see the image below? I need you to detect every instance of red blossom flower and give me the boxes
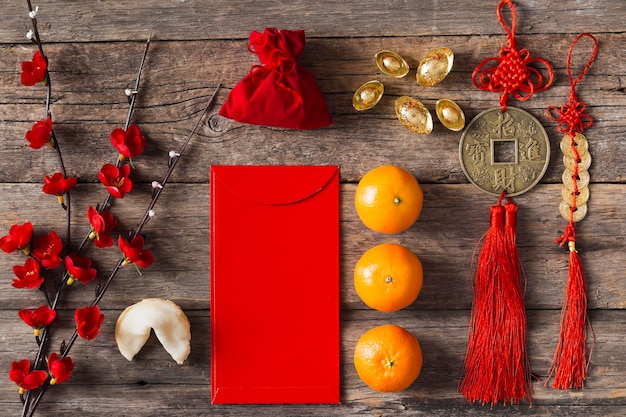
[12,258,43,289]
[18,305,56,336]
[0,222,33,254]
[98,164,132,198]
[75,306,104,340]
[21,50,48,86]
[42,172,77,197]
[118,235,154,269]
[25,117,53,149]
[110,124,146,159]
[9,359,48,392]
[87,206,117,248]
[32,230,63,269]
[64,253,97,285]
[47,353,74,385]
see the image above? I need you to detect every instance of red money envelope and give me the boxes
[210,165,340,404]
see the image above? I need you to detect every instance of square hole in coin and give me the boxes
[491,139,518,165]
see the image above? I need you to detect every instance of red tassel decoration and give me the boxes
[459,193,531,405]
[549,226,590,389]
[545,33,598,390]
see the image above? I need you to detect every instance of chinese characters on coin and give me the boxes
[459,107,550,197]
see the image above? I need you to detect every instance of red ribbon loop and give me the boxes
[568,33,599,94]
[472,0,554,111]
[546,33,598,137]
[497,0,517,40]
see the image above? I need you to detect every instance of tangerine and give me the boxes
[355,165,423,234]
[354,324,423,392]
[354,243,423,312]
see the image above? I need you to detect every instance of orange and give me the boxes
[355,165,423,234]
[354,324,423,392]
[354,243,423,312]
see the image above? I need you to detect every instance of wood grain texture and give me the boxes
[1,0,625,42]
[1,0,625,416]
[0,35,623,184]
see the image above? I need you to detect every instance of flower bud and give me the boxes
[28,6,39,19]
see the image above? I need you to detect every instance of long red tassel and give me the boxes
[548,227,591,389]
[460,194,531,405]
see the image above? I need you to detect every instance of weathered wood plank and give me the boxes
[0,183,623,311]
[1,1,624,415]
[1,310,625,416]
[0,34,622,184]
[1,0,625,43]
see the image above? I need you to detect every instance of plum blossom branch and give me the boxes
[18,37,151,414]
[93,84,221,308]
[25,0,72,253]
[8,4,210,417]
[9,6,223,416]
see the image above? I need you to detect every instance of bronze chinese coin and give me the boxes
[562,184,589,208]
[560,200,588,223]
[459,106,550,197]
[560,133,589,159]
[563,152,592,172]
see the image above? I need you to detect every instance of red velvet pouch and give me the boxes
[219,28,332,130]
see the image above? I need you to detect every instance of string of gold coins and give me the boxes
[560,133,591,222]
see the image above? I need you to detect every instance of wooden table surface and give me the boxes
[1,0,625,415]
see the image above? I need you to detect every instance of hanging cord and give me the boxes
[547,33,597,139]
[472,0,554,111]
[545,32,598,390]
[549,32,597,238]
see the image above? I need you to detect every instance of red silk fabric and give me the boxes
[219,28,332,130]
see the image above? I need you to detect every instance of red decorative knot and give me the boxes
[556,223,576,248]
[546,33,598,138]
[472,0,554,111]
[547,100,592,137]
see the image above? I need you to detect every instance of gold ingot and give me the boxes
[560,200,588,223]
[416,47,454,86]
[352,80,384,111]
[435,99,465,131]
[395,96,433,134]
[562,185,590,207]
[563,151,592,172]
[375,50,410,78]
[562,169,590,191]
[560,133,589,158]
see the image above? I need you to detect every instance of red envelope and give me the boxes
[210,165,340,404]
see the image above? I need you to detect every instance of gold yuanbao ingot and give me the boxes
[375,50,410,78]
[435,99,465,131]
[395,96,433,134]
[416,47,454,86]
[353,80,384,111]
